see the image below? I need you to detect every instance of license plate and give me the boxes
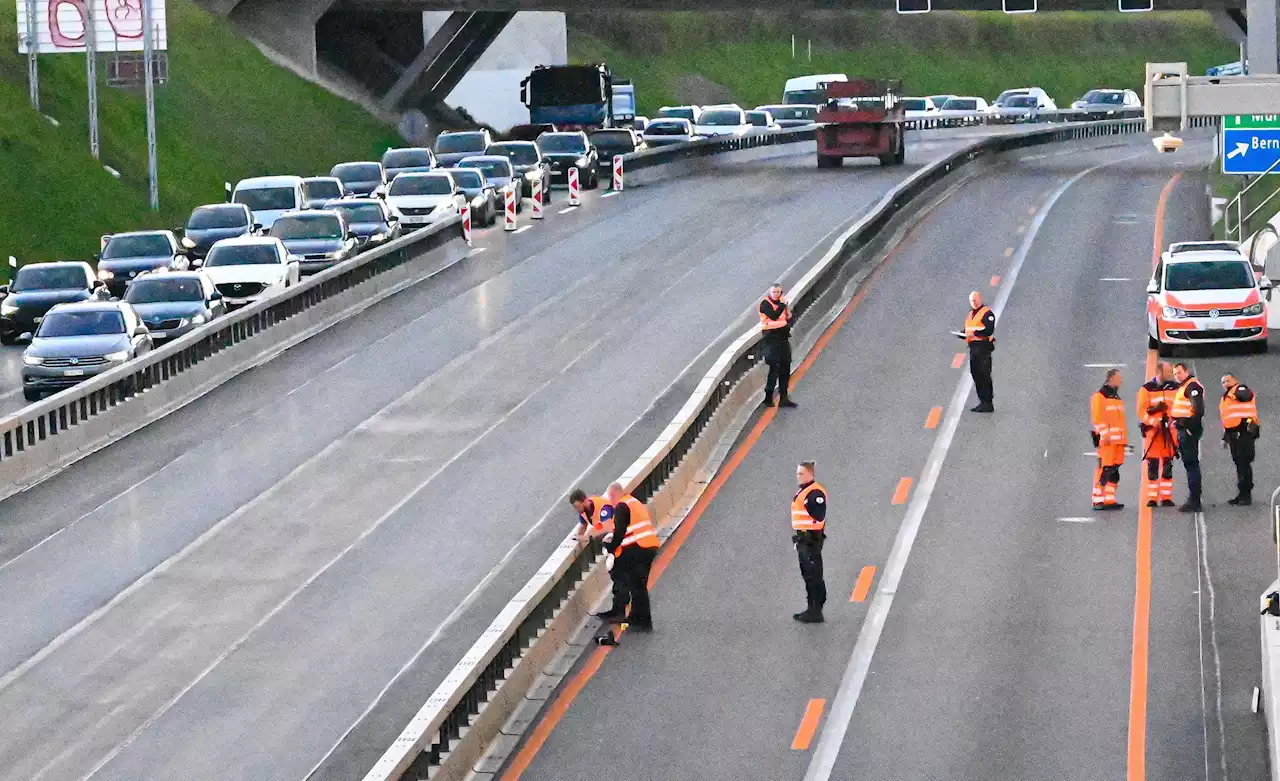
[64,369,84,377]
[1200,318,1233,330]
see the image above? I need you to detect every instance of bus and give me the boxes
[521,64,615,129]
[783,73,848,105]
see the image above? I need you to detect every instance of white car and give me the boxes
[200,236,300,309]
[1146,241,1271,354]
[744,110,781,134]
[694,105,751,138]
[642,118,697,147]
[657,105,701,124]
[994,87,1057,110]
[901,96,939,119]
[230,175,306,231]
[937,96,995,119]
[385,172,466,229]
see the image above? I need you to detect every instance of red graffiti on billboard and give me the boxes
[104,0,143,39]
[44,0,145,48]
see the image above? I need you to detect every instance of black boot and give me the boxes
[793,601,824,623]
[779,397,798,409]
[970,403,994,413]
[1228,494,1253,506]
[763,393,776,407]
[1178,501,1203,513]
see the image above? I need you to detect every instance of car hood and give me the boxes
[6,289,91,310]
[250,209,291,229]
[436,152,482,166]
[774,119,813,128]
[27,333,130,358]
[1163,288,1260,308]
[98,255,173,272]
[203,265,288,285]
[348,221,385,237]
[186,227,248,249]
[543,152,588,162]
[509,162,540,174]
[280,238,344,255]
[694,125,742,136]
[341,180,381,195]
[387,194,454,208]
[131,301,207,321]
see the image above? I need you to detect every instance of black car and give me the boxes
[382,147,438,180]
[0,262,105,345]
[20,301,152,401]
[123,271,225,342]
[269,210,359,275]
[588,128,640,179]
[182,203,256,261]
[443,168,499,227]
[96,231,188,298]
[537,131,599,189]
[323,198,403,249]
[485,142,552,201]
[330,161,388,197]
[434,130,494,167]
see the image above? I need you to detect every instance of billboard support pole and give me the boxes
[86,0,100,159]
[143,0,159,210]
[25,0,39,110]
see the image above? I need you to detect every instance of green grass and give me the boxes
[1211,167,1280,240]
[0,0,398,274]
[569,11,1237,116]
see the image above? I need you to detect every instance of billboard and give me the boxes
[16,0,168,53]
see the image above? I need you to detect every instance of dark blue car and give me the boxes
[268,210,359,275]
[182,203,256,261]
[322,199,402,249]
[0,261,104,345]
[96,231,188,298]
[123,271,225,342]
[330,161,387,197]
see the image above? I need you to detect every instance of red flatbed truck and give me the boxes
[814,79,906,168]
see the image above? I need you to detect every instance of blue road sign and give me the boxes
[1222,128,1280,175]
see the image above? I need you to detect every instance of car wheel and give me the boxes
[23,387,40,402]
[1156,341,1174,357]
[1147,334,1159,350]
[1254,339,1270,354]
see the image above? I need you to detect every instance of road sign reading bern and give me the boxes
[1223,118,1280,175]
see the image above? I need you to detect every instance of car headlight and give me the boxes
[180,236,196,249]
[22,354,42,366]
[1162,305,1186,319]
[575,156,589,166]
[1,303,18,316]
[368,232,388,243]
[97,268,115,281]
[192,313,207,325]
[104,350,130,362]
[323,249,345,259]
[1243,302,1264,316]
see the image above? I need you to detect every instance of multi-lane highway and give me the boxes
[0,126,1030,781]
[498,135,1279,781]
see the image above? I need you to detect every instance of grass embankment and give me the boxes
[0,0,398,272]
[568,11,1236,115]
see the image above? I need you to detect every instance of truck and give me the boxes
[520,64,615,131]
[814,79,906,168]
[611,78,636,125]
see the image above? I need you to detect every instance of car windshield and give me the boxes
[124,277,205,304]
[763,105,815,120]
[1082,90,1124,105]
[900,99,928,111]
[331,203,386,224]
[942,98,978,111]
[37,310,125,337]
[746,113,769,126]
[103,234,170,258]
[783,89,825,105]
[928,96,954,106]
[489,144,539,165]
[436,132,486,154]
[995,90,1028,105]
[700,109,742,126]
[205,244,281,267]
[1006,96,1038,108]
[448,170,483,189]
[1166,261,1256,291]
[271,215,342,240]
[647,121,689,136]
[539,134,587,153]
[590,131,635,151]
[383,149,434,169]
[332,163,382,183]
[234,187,297,212]
[305,179,343,199]
[187,206,247,230]
[460,159,511,179]
[659,107,696,121]
[390,176,453,196]
[13,265,86,291]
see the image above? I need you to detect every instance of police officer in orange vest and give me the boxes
[1090,368,1129,511]
[596,483,658,644]
[1171,362,1207,512]
[760,283,798,409]
[1220,373,1260,506]
[791,460,828,624]
[1137,361,1178,508]
[958,291,996,413]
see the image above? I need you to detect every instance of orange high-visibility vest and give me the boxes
[1171,378,1199,419]
[1091,389,1127,446]
[1137,382,1177,458]
[579,495,613,535]
[1220,386,1260,430]
[791,482,827,532]
[760,297,789,331]
[964,306,994,343]
[617,496,659,550]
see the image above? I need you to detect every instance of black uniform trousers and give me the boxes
[1227,433,1256,497]
[1176,423,1203,503]
[612,546,656,628]
[968,341,994,406]
[764,340,792,402]
[795,532,827,610]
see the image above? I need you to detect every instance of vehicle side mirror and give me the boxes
[1145,279,1159,294]
[19,331,33,341]
[0,285,9,297]
[210,291,222,300]
[388,215,399,224]
[92,279,105,289]
[1261,276,1274,291]
[347,231,358,240]
[287,255,302,264]
[224,181,233,202]
[93,253,101,261]
[252,223,263,232]
[191,257,204,267]
[132,325,149,337]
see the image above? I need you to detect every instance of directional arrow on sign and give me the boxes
[1229,141,1250,159]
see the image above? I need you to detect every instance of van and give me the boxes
[229,175,306,231]
[783,74,848,105]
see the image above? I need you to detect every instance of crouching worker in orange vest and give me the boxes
[596,482,659,646]
[1137,362,1178,508]
[570,488,623,621]
[1091,368,1130,511]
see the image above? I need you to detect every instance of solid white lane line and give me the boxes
[467,247,487,256]
[558,207,578,214]
[1195,511,1228,781]
[802,157,1127,781]
[1057,517,1097,523]
[601,191,619,198]
[1100,277,1133,282]
[1084,363,1126,368]
[514,225,532,234]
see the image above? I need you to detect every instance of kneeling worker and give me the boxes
[597,482,659,643]
[569,489,622,620]
[1091,368,1127,511]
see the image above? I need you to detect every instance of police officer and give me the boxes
[1220,373,1261,506]
[1090,368,1127,511]
[1137,362,1178,508]
[791,461,828,624]
[958,291,996,413]
[760,283,797,409]
[598,482,658,641]
[1171,362,1206,512]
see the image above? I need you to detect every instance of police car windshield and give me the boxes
[1166,260,1256,291]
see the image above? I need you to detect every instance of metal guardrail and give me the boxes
[0,217,462,485]
[361,116,1149,781]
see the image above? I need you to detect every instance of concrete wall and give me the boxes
[423,11,566,129]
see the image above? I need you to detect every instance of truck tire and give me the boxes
[894,142,906,165]
[817,154,842,169]
[878,153,894,166]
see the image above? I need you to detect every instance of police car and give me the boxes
[1146,241,1271,355]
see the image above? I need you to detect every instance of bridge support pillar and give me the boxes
[1248,0,1279,74]
[229,0,337,76]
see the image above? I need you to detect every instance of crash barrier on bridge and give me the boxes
[360,117,1152,781]
[0,218,467,502]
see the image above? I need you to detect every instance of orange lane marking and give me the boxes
[925,406,943,429]
[990,275,1001,287]
[951,352,965,369]
[791,699,827,750]
[1004,246,1014,258]
[891,477,913,505]
[850,565,876,602]
[1128,171,1181,781]
[497,173,963,781]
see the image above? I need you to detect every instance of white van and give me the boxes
[229,175,306,231]
[783,74,848,105]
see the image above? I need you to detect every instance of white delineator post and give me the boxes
[531,176,544,220]
[612,155,624,191]
[461,203,472,246]
[504,186,517,232]
[568,167,581,206]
